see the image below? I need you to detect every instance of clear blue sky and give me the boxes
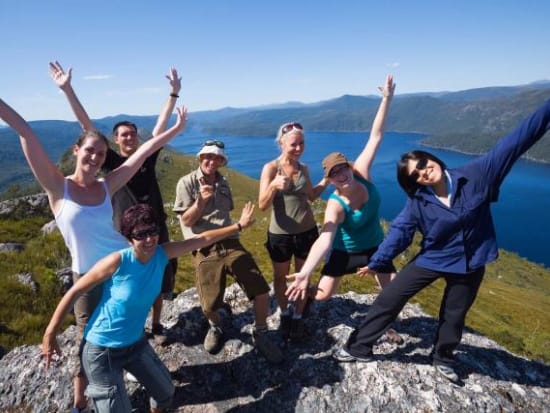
[1,0,549,121]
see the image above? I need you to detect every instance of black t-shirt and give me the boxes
[102,148,166,229]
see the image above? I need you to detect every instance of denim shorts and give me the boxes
[82,336,174,412]
[264,226,319,263]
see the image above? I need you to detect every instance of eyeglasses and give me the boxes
[281,122,303,135]
[131,226,160,241]
[203,140,225,149]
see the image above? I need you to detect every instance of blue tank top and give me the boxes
[330,175,384,252]
[84,246,168,348]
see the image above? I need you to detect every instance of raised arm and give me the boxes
[49,61,95,132]
[105,106,187,195]
[353,74,395,181]
[152,67,182,136]
[285,199,344,301]
[0,99,64,203]
[41,252,121,369]
[164,202,255,258]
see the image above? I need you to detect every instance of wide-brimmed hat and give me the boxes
[322,152,350,177]
[197,141,228,166]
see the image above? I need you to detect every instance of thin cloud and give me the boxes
[386,62,401,68]
[83,74,113,80]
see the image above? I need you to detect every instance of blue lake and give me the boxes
[172,130,550,268]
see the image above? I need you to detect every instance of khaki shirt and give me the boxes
[173,168,236,240]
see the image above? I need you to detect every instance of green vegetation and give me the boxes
[0,149,549,364]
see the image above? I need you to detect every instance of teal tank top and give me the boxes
[330,175,384,252]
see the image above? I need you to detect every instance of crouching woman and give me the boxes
[42,202,256,413]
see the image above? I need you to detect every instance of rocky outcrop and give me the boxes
[0,193,50,218]
[0,284,549,412]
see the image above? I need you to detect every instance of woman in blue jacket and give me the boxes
[333,98,550,383]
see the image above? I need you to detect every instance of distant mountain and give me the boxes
[2,82,550,193]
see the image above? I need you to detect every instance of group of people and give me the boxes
[1,63,549,412]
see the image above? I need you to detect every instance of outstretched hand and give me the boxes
[357,265,376,277]
[237,201,256,230]
[378,74,395,99]
[41,332,61,370]
[174,105,188,131]
[285,272,310,301]
[166,67,182,95]
[49,61,72,90]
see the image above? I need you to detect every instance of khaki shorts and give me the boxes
[193,239,270,314]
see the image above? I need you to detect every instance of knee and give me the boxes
[151,382,175,409]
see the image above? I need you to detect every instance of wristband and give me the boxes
[170,93,179,98]
[236,222,243,232]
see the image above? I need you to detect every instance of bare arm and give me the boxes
[353,75,395,181]
[49,61,95,132]
[152,67,182,136]
[0,99,64,205]
[105,106,187,195]
[258,161,290,211]
[41,252,121,369]
[285,199,344,301]
[302,164,328,201]
[165,202,255,258]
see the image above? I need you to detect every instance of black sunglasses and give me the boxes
[281,122,303,135]
[203,139,225,149]
[131,226,160,241]
[409,158,429,182]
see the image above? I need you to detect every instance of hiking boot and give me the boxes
[384,328,404,345]
[289,318,305,342]
[434,364,459,383]
[332,347,373,363]
[253,330,284,364]
[204,325,224,354]
[279,314,292,339]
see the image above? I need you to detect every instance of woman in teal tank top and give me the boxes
[286,75,398,308]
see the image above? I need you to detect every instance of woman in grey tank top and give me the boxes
[259,122,328,341]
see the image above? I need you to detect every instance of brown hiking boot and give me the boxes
[253,330,284,364]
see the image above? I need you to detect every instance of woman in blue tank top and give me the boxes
[42,202,256,413]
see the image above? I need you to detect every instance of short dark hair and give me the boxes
[112,121,138,136]
[120,204,159,241]
[397,150,447,197]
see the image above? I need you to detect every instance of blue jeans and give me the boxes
[82,336,174,413]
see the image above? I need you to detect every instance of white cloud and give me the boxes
[83,74,113,80]
[386,62,401,68]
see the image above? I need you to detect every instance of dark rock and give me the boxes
[0,243,25,253]
[0,285,548,412]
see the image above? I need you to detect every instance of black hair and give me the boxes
[112,121,138,136]
[120,204,159,241]
[396,150,447,197]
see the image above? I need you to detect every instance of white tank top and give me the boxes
[55,179,128,273]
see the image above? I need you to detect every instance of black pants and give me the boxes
[345,261,485,366]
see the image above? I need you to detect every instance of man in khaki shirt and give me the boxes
[174,140,283,363]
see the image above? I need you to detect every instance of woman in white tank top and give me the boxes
[0,97,187,412]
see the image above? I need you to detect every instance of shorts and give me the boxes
[264,226,319,263]
[321,247,396,277]
[193,238,270,314]
[71,272,103,377]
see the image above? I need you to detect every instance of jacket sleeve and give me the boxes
[368,199,418,271]
[475,99,550,193]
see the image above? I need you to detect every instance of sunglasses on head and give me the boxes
[203,140,225,149]
[131,226,160,241]
[281,122,303,135]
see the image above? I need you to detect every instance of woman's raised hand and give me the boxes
[378,74,395,99]
[237,201,256,230]
[49,61,72,90]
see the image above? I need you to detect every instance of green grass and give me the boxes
[1,148,549,364]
